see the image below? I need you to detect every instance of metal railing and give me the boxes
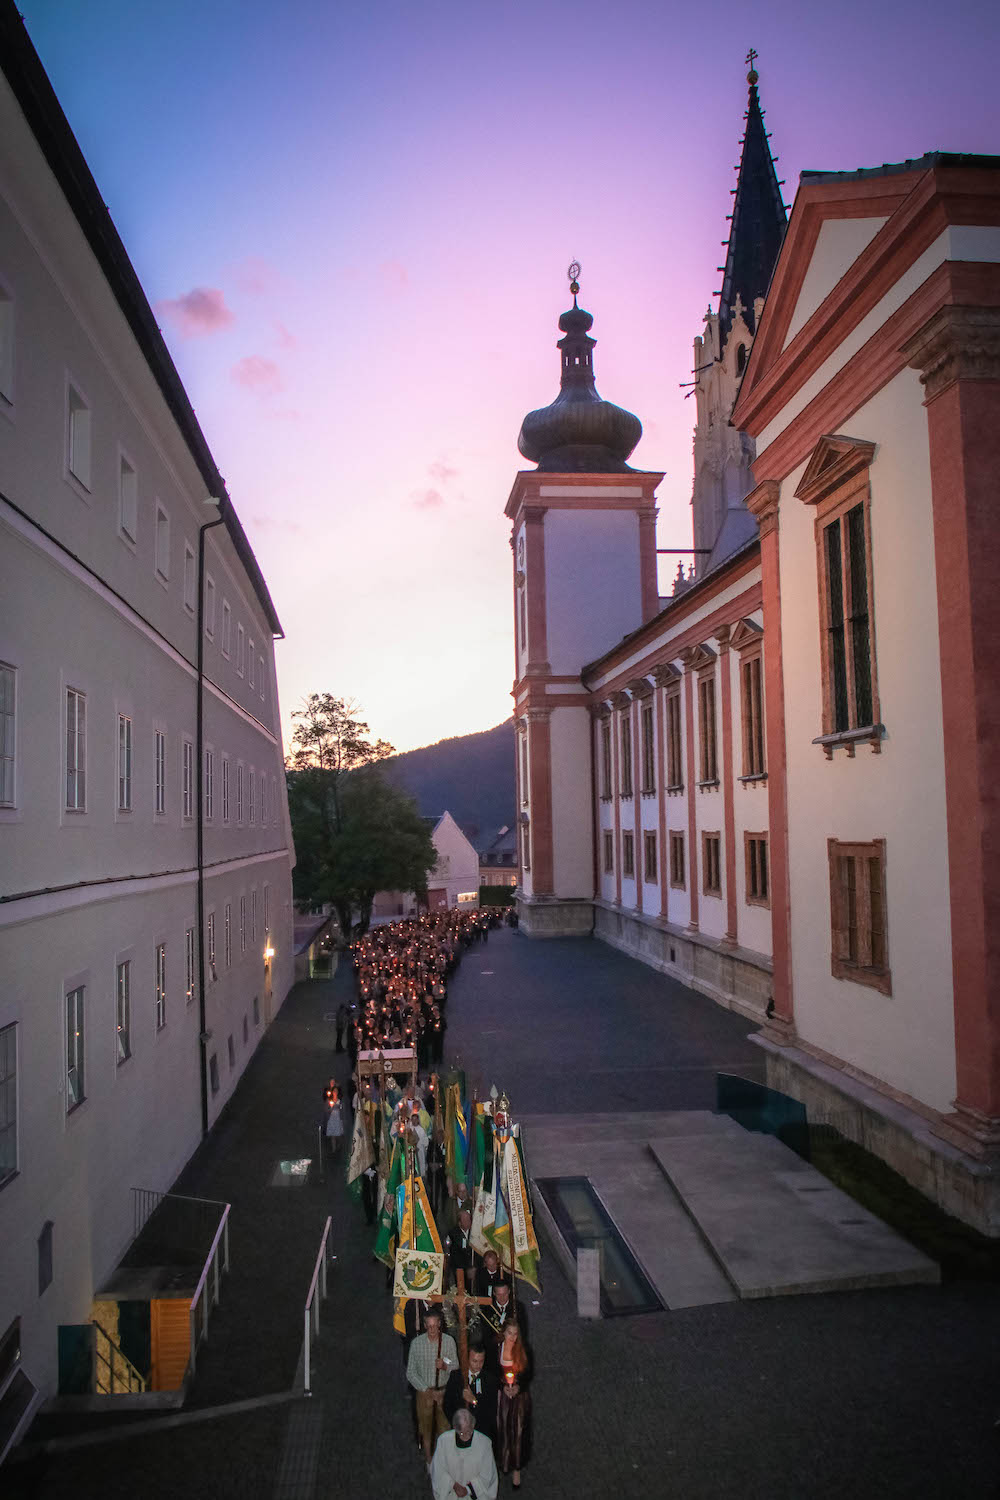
[302,1216,333,1396]
[187,1202,231,1378]
[92,1320,146,1394]
[131,1186,229,1245]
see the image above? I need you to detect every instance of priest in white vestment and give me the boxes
[431,1409,498,1500]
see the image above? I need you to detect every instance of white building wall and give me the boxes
[0,65,294,1399]
[544,507,642,673]
[550,708,593,898]
[429,813,480,907]
[779,370,956,1112]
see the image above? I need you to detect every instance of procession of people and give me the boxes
[335,907,536,1494]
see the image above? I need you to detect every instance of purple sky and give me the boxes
[18,0,1000,752]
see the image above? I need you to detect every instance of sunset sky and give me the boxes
[18,0,999,753]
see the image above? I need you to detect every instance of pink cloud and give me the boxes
[157,287,234,337]
[231,355,283,394]
[428,458,459,484]
[275,321,297,349]
[234,257,280,295]
[411,488,444,511]
[379,259,409,291]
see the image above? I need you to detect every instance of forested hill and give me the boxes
[385,720,515,844]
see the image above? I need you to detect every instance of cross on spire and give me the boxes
[745,46,758,70]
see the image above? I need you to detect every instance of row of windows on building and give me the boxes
[600,827,771,906]
[589,651,766,803]
[0,951,265,1192]
[0,667,279,824]
[0,289,266,704]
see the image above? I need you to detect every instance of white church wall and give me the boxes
[782,217,889,349]
[550,708,594,898]
[544,508,642,674]
[779,371,956,1114]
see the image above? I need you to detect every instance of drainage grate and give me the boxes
[535,1177,663,1317]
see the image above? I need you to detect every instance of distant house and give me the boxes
[480,825,518,889]
[372,811,480,918]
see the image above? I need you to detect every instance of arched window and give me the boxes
[736,344,747,375]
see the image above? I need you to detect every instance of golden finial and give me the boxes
[568,260,581,298]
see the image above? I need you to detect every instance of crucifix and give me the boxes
[745,46,758,71]
[424,1268,493,1370]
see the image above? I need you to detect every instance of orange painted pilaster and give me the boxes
[655,684,669,915]
[523,506,549,673]
[638,509,660,622]
[632,696,643,914]
[745,481,792,1027]
[683,665,699,933]
[905,305,1000,1141]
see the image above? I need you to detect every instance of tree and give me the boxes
[286,696,436,939]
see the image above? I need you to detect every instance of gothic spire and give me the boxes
[717,54,787,342]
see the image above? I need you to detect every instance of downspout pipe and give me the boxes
[197,501,225,1138]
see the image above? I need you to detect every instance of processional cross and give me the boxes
[422,1269,494,1370]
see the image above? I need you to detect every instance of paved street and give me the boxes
[9,927,1000,1498]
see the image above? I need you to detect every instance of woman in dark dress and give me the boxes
[494,1315,531,1488]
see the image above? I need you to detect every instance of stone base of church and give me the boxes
[753,1032,1000,1239]
[516,895,595,938]
[593,901,773,1022]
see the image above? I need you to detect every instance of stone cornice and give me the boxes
[745,479,780,538]
[902,305,1000,403]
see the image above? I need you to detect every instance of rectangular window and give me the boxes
[263,883,270,933]
[155,505,170,581]
[828,838,890,992]
[249,768,256,825]
[236,625,245,677]
[65,687,86,811]
[519,590,526,652]
[207,912,216,978]
[622,831,635,878]
[183,544,196,614]
[243,1015,249,1045]
[248,641,255,690]
[251,889,257,943]
[0,284,13,405]
[258,659,265,700]
[38,1221,53,1296]
[602,830,614,873]
[822,503,876,733]
[116,960,131,1063]
[119,454,137,542]
[228,1034,235,1069]
[240,895,246,954]
[222,756,230,822]
[154,943,166,1030]
[154,729,166,816]
[237,763,244,824]
[702,832,722,896]
[741,653,766,777]
[698,676,718,784]
[745,833,769,907]
[185,926,196,1005]
[66,985,85,1110]
[0,1022,17,1187]
[665,688,683,789]
[205,576,216,638]
[117,714,132,811]
[67,384,91,489]
[669,832,685,889]
[620,715,633,798]
[221,600,232,658]
[182,738,194,820]
[253,994,260,1026]
[600,721,612,799]
[209,1054,219,1095]
[641,703,655,793]
[0,662,16,807]
[522,822,530,872]
[204,748,214,820]
[643,830,657,883]
[261,774,268,826]
[224,903,232,968]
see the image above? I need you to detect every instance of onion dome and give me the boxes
[517,263,642,473]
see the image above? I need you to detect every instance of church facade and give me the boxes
[507,70,1000,1235]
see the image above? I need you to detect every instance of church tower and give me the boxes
[691,57,787,574]
[506,267,662,936]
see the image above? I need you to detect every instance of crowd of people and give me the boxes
[330,906,532,1497]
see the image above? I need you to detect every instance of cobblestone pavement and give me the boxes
[8,929,1000,1499]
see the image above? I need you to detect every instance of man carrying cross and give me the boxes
[407,1307,458,1465]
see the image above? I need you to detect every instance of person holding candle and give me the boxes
[407,1308,458,1466]
[494,1317,531,1489]
[443,1344,499,1442]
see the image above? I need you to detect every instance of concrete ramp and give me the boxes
[523,1111,939,1313]
[649,1128,940,1297]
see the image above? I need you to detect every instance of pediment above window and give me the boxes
[681,643,717,673]
[610,691,631,711]
[651,661,681,686]
[794,434,876,507]
[729,617,763,652]
[627,676,653,700]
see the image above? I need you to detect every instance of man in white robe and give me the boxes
[431,1409,498,1500]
